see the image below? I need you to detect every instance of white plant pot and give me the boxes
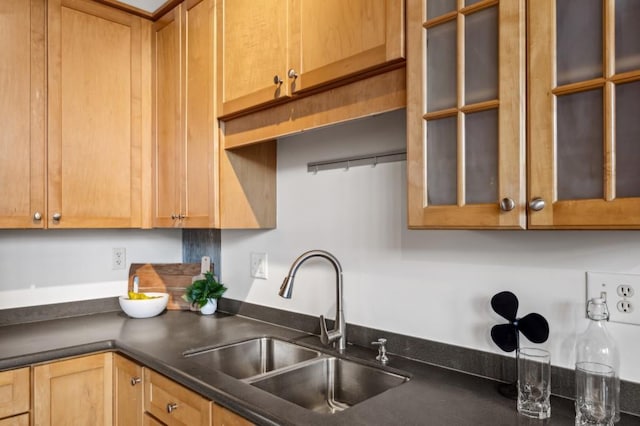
[200,298,217,315]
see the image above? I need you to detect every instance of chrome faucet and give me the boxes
[279,250,346,353]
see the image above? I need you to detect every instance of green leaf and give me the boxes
[183,271,227,306]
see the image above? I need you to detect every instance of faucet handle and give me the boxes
[371,338,389,365]
[319,315,330,345]
[320,315,343,347]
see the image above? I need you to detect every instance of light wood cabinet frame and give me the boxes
[528,0,640,228]
[407,0,526,229]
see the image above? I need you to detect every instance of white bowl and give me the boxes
[118,292,169,318]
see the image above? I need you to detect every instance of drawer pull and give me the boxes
[167,402,178,413]
[130,376,141,386]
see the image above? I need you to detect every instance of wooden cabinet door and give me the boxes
[0,0,46,229]
[47,0,145,228]
[153,0,218,228]
[0,368,30,419]
[288,0,404,93]
[406,0,526,229]
[113,354,143,426]
[34,353,113,425]
[0,414,29,426]
[152,4,182,227]
[183,0,218,228]
[144,369,211,426]
[217,0,290,117]
[212,403,253,426]
[528,0,640,228]
[143,412,165,425]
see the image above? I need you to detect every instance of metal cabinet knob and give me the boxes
[273,75,283,85]
[33,211,42,221]
[499,198,515,212]
[171,214,177,220]
[130,377,141,386]
[167,403,178,413]
[52,212,62,221]
[529,198,546,211]
[288,69,298,79]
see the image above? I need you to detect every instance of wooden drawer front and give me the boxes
[142,412,165,426]
[212,403,253,426]
[0,368,29,419]
[144,369,211,426]
[0,413,29,426]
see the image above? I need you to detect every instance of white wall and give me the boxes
[221,109,640,383]
[0,229,182,308]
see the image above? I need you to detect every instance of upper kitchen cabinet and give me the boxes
[407,0,526,229]
[216,0,289,117]
[0,0,46,229]
[47,0,149,228]
[152,0,218,228]
[528,0,640,228]
[153,0,276,229]
[217,0,405,118]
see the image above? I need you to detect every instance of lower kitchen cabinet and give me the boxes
[0,368,30,422]
[144,368,211,426]
[144,412,166,425]
[114,353,144,426]
[20,352,254,426]
[33,352,113,425]
[0,414,29,426]
[212,403,254,426]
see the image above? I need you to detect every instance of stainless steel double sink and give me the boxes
[184,337,410,414]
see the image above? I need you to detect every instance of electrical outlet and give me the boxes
[617,285,634,298]
[617,300,634,313]
[586,271,640,326]
[250,252,268,279]
[112,247,126,270]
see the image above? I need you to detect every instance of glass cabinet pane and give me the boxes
[465,109,498,204]
[465,0,484,6]
[427,117,457,205]
[616,80,640,198]
[465,6,498,105]
[427,20,457,112]
[556,89,603,200]
[556,0,602,85]
[427,0,456,20]
[615,0,640,73]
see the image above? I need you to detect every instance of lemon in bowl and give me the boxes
[119,292,169,318]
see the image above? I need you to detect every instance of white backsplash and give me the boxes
[0,229,182,308]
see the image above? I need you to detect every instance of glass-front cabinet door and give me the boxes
[407,0,526,229]
[529,0,640,228]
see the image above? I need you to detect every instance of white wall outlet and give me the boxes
[586,271,640,326]
[250,252,268,279]
[112,247,126,270]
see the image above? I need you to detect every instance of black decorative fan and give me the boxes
[490,291,549,399]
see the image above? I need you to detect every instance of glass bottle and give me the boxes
[574,298,620,425]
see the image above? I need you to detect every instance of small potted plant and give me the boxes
[182,271,227,315]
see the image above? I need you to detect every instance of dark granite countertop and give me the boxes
[0,310,638,426]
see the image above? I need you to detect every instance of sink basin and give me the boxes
[250,357,410,414]
[184,337,321,379]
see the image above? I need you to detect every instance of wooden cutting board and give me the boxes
[128,263,211,310]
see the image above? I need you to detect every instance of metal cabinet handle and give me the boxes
[33,211,42,221]
[52,212,62,221]
[273,75,283,85]
[529,198,546,211]
[167,403,178,413]
[171,213,177,220]
[130,377,141,386]
[499,198,515,212]
[288,69,298,79]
